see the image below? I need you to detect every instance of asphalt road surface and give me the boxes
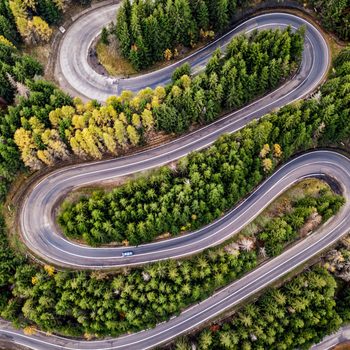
[55,6,325,101]
[1,6,343,350]
[24,11,330,269]
[3,153,350,350]
[311,325,350,350]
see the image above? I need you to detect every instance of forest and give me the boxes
[115,0,248,69]
[0,0,98,47]
[0,181,343,337]
[11,27,304,171]
[0,80,72,199]
[58,44,350,248]
[0,0,64,45]
[0,0,348,345]
[173,230,350,350]
[309,0,350,41]
[171,267,342,350]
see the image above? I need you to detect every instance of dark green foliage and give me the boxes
[0,245,256,336]
[180,268,342,350]
[0,0,19,43]
[0,15,19,44]
[158,27,303,134]
[260,193,344,257]
[0,80,72,200]
[0,43,43,102]
[310,0,350,41]
[171,62,191,82]
[115,0,239,70]
[56,44,350,250]
[0,213,23,288]
[2,190,341,337]
[101,27,109,45]
[36,0,61,25]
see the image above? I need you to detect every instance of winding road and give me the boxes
[0,4,345,350]
[25,11,330,269]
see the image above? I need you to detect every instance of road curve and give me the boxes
[1,8,342,350]
[56,6,324,101]
[24,11,329,269]
[3,151,350,350]
[311,325,350,350]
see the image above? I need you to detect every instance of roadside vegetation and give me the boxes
[308,0,350,42]
[0,0,348,345]
[0,179,343,337]
[12,27,304,170]
[170,231,350,350]
[95,37,136,77]
[0,0,93,48]
[57,45,350,248]
[170,267,342,350]
[114,0,248,70]
[0,41,43,104]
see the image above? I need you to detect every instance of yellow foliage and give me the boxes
[31,276,38,285]
[180,75,191,89]
[171,85,182,98]
[114,120,126,147]
[130,96,140,110]
[164,48,172,61]
[120,90,134,103]
[132,113,141,128]
[0,35,15,48]
[44,265,55,276]
[273,144,283,158]
[14,128,34,149]
[259,144,270,158]
[151,96,160,108]
[29,16,52,42]
[103,132,117,154]
[119,112,128,124]
[37,149,54,165]
[154,86,166,100]
[141,109,154,130]
[53,0,65,11]
[262,158,273,172]
[127,125,140,146]
[24,326,37,335]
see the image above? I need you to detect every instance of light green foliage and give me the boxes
[185,268,342,350]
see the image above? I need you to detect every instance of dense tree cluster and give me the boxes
[13,28,304,172]
[58,45,350,247]
[115,0,249,69]
[0,41,43,102]
[0,80,72,199]
[0,0,96,46]
[1,185,341,337]
[326,236,350,325]
[0,212,24,312]
[0,0,64,45]
[173,267,342,350]
[309,0,350,41]
[0,22,347,349]
[0,0,19,45]
[258,191,344,257]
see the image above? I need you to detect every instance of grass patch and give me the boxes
[96,37,136,77]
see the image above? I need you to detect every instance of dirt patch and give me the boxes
[333,342,350,350]
[92,36,136,77]
[299,211,322,237]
